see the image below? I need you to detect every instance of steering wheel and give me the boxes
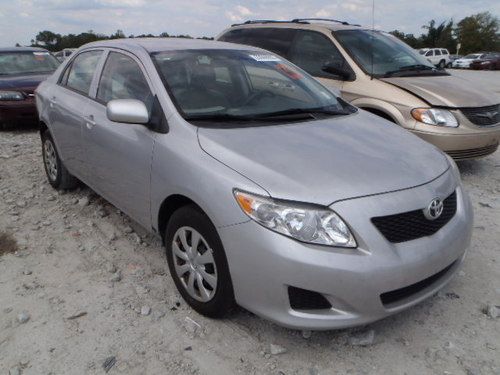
[241,90,275,106]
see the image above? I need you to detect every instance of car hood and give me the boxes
[197,111,449,206]
[0,73,52,92]
[381,75,498,107]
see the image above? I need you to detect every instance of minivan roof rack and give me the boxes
[231,18,360,27]
[231,19,309,27]
[291,18,361,26]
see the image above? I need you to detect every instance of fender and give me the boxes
[350,97,406,127]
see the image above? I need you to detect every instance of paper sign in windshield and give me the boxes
[249,54,281,62]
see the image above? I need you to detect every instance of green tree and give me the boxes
[455,12,499,54]
[389,30,422,48]
[34,30,62,51]
[420,20,456,51]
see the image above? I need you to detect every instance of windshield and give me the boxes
[0,51,60,75]
[152,49,354,124]
[464,54,481,59]
[335,30,438,77]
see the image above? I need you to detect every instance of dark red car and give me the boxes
[470,52,500,70]
[0,47,60,127]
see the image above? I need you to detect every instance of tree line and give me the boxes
[23,11,499,55]
[26,30,213,52]
[389,12,499,55]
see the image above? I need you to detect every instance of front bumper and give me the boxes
[219,170,473,330]
[411,126,500,160]
[0,99,37,125]
[452,62,471,69]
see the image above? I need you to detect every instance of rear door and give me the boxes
[47,49,103,177]
[82,50,156,228]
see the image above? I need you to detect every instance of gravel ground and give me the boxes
[1,99,500,373]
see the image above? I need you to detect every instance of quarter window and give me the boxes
[289,30,348,78]
[97,52,153,109]
[65,50,102,95]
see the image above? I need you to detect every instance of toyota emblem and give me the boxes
[424,198,444,220]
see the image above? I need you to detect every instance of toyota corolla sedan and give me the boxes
[35,38,473,330]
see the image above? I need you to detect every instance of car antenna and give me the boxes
[370,0,375,80]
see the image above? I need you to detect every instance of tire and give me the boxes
[438,60,446,69]
[165,204,235,318]
[41,130,78,190]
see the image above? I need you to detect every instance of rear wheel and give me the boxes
[41,130,78,190]
[165,205,235,318]
[438,60,446,69]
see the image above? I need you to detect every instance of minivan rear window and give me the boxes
[219,28,297,57]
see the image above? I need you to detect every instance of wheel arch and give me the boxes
[156,194,205,242]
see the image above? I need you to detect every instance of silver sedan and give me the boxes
[35,38,473,330]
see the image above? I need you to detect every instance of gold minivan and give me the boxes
[217,19,500,159]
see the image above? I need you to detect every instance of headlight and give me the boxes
[234,190,357,247]
[0,90,25,101]
[411,108,458,127]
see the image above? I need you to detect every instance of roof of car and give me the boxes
[0,46,50,53]
[225,19,365,32]
[81,37,263,53]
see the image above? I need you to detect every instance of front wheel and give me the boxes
[41,130,78,190]
[165,205,235,318]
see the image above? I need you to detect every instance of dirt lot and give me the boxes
[1,125,499,373]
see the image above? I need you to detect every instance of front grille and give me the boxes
[371,191,457,243]
[288,286,332,310]
[446,143,499,160]
[460,104,500,126]
[380,260,456,306]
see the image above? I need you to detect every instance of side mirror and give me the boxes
[106,99,149,124]
[321,63,353,81]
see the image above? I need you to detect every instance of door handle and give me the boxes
[85,115,96,129]
[49,96,57,108]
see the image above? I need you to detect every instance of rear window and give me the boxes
[0,51,59,75]
[219,28,297,57]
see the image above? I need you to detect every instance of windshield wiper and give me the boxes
[252,107,351,119]
[383,64,436,77]
[185,107,350,123]
[185,113,254,122]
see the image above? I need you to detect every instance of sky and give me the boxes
[0,0,498,46]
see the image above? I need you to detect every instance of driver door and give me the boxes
[82,50,156,228]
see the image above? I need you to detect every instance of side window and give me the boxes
[59,62,72,85]
[289,30,347,78]
[97,52,153,110]
[441,49,448,55]
[219,28,296,57]
[435,50,442,56]
[425,50,433,56]
[65,50,102,95]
